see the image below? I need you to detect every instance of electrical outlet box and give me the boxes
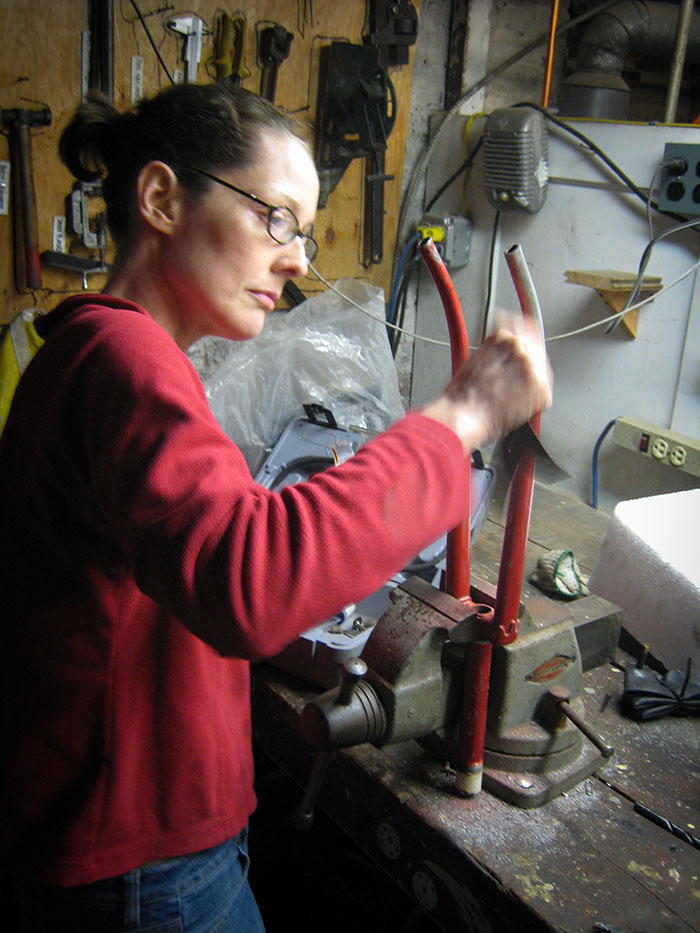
[613,416,700,478]
[416,212,473,268]
[657,142,700,215]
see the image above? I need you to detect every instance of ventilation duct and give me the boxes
[558,0,700,120]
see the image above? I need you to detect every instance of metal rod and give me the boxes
[558,699,614,758]
[417,237,469,375]
[542,0,561,107]
[664,0,694,124]
[634,802,700,852]
[291,749,330,831]
[418,237,494,798]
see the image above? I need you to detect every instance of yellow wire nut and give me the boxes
[416,225,444,243]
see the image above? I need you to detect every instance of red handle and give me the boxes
[417,237,472,600]
[492,245,544,645]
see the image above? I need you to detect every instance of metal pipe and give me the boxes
[417,238,469,375]
[417,237,494,797]
[663,0,695,124]
[455,638,492,796]
[491,245,543,645]
[559,1,700,120]
[418,242,546,798]
[542,0,561,107]
[456,245,545,797]
[418,237,471,601]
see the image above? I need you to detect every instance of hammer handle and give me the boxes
[10,122,42,290]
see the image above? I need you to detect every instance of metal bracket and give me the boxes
[303,404,337,429]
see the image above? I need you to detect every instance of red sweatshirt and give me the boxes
[0,295,469,885]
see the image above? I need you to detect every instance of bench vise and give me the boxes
[292,240,619,822]
[299,573,620,810]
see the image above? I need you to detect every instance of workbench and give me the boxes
[251,482,700,933]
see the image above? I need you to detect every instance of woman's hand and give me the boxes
[421,313,553,455]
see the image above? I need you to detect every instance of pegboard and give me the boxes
[0,0,422,324]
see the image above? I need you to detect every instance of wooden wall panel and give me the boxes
[1,0,421,324]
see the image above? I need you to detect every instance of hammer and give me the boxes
[1,106,52,291]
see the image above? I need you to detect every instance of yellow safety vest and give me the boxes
[0,310,44,436]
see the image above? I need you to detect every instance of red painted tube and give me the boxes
[417,238,469,376]
[455,639,492,796]
[417,238,471,600]
[491,245,544,645]
[457,244,545,796]
[417,237,490,796]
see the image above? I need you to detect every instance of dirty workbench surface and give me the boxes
[251,483,700,932]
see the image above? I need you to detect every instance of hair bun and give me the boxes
[58,91,121,182]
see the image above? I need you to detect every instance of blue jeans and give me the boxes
[13,828,266,932]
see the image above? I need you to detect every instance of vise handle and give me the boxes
[293,658,384,831]
[541,685,615,759]
[1,106,52,292]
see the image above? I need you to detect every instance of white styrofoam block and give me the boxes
[588,489,700,672]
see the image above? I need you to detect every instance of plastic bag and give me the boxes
[204,279,405,472]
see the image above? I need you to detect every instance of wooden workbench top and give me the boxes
[251,483,700,932]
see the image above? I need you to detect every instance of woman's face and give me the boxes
[165,130,320,347]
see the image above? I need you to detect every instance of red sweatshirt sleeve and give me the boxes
[47,305,471,659]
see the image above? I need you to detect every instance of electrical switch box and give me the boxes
[657,142,700,215]
[416,212,473,268]
[613,416,700,478]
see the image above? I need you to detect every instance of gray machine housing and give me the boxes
[256,407,496,687]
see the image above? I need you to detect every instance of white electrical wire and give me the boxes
[605,215,700,334]
[310,239,700,349]
[307,262,452,348]
[546,254,700,342]
[646,163,665,242]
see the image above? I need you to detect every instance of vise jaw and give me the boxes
[302,575,621,807]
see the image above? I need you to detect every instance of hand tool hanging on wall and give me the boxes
[88,0,114,102]
[258,25,293,104]
[167,15,203,83]
[315,41,396,264]
[366,0,418,66]
[41,180,109,288]
[1,106,52,292]
[214,14,247,88]
[256,23,305,308]
[361,1,417,265]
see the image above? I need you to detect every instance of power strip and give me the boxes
[613,416,700,478]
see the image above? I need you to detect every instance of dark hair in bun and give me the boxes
[59,83,309,244]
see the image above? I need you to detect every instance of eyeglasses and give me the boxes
[186,166,318,261]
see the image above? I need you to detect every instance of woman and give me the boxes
[0,83,551,931]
